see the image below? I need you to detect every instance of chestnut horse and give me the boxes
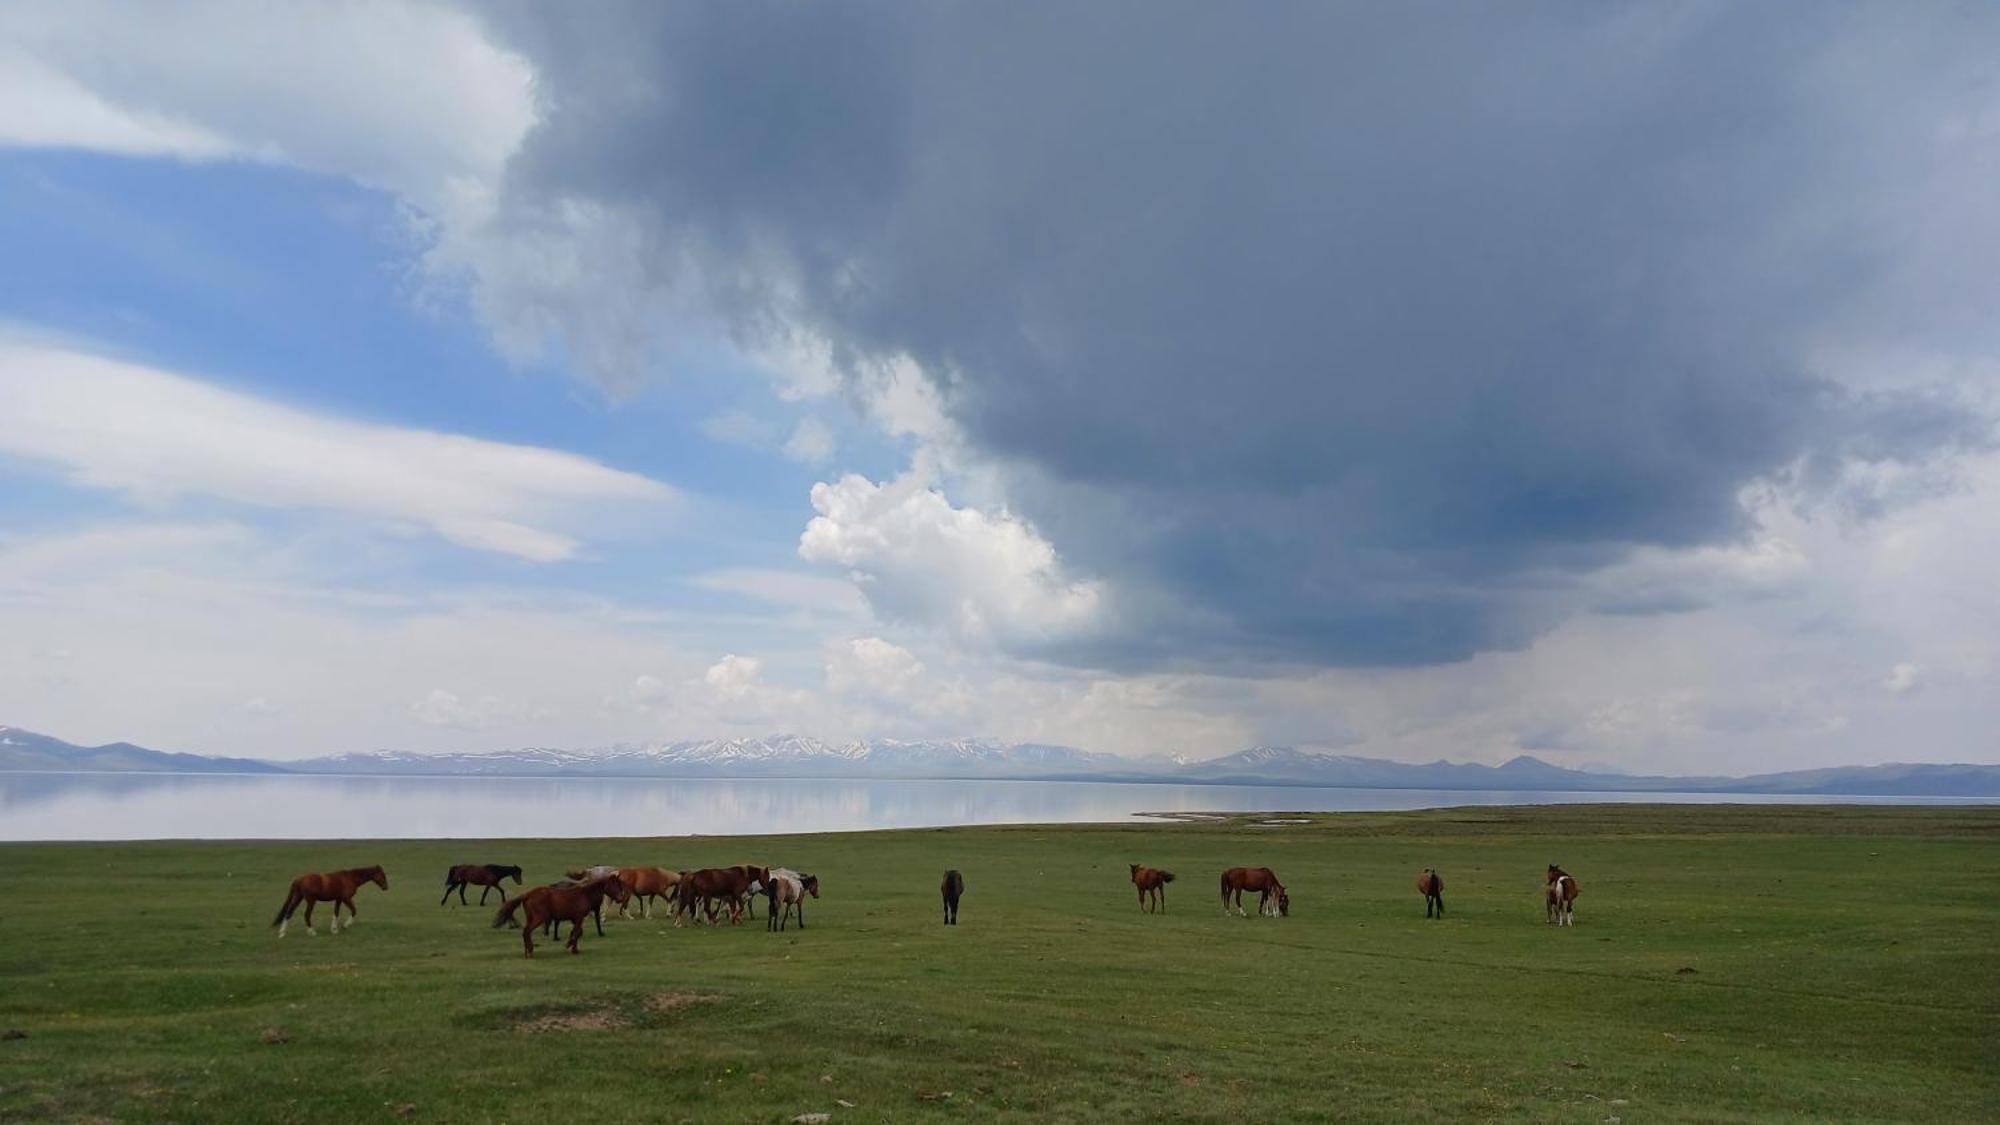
[441,863,522,907]
[941,869,964,925]
[611,867,682,919]
[1546,864,1578,926]
[676,866,767,926]
[492,874,625,957]
[764,868,820,932]
[1130,864,1176,913]
[1417,868,1444,918]
[1220,867,1288,917]
[271,865,388,937]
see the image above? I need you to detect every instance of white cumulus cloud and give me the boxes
[798,470,1103,649]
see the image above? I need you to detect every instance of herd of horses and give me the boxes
[272,859,1582,952]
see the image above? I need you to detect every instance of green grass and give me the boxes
[2,804,1996,1123]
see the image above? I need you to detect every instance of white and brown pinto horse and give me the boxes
[764,868,820,932]
[1220,866,1289,917]
[1545,864,1578,926]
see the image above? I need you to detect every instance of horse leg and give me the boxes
[1436,891,1444,918]
[303,898,318,936]
[1160,885,1166,914]
[568,919,583,954]
[593,903,605,937]
[523,915,536,958]
[479,884,491,906]
[342,896,357,929]
[441,880,456,907]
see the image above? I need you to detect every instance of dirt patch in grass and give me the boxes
[515,1008,628,1034]
[644,990,719,1013]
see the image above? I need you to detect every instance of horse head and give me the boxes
[369,866,389,890]
[802,874,820,898]
[1276,889,1290,917]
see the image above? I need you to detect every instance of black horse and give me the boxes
[940,869,964,925]
[1418,868,1444,918]
[441,863,523,906]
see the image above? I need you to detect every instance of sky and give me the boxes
[2,2,1997,772]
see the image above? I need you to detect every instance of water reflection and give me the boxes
[0,771,1979,841]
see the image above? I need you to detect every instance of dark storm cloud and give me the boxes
[480,2,1999,668]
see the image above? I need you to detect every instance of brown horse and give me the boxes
[1546,864,1578,926]
[676,866,767,926]
[1417,868,1444,918]
[1220,867,1288,917]
[1130,864,1176,913]
[492,874,625,956]
[941,869,964,925]
[441,863,522,907]
[271,865,388,937]
[611,867,682,919]
[764,868,820,932]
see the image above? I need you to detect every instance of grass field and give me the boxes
[1,804,1996,1123]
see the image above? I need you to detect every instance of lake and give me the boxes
[0,771,1984,841]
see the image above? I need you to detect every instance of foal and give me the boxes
[1545,864,1578,926]
[1130,864,1176,913]
[493,874,625,957]
[441,863,522,907]
[940,869,964,925]
[1417,868,1444,918]
[764,869,820,932]
[271,865,388,937]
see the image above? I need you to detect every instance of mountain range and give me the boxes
[3,725,1996,796]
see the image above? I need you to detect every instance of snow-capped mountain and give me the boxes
[7,723,1998,795]
[281,734,1127,779]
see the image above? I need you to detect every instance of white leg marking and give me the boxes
[278,920,288,938]
[307,926,317,936]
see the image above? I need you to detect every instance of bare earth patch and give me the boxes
[515,1009,628,1034]
[645,991,719,1013]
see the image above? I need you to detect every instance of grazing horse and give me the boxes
[493,874,625,957]
[1130,864,1176,913]
[611,867,681,919]
[271,865,388,937]
[440,863,522,907]
[765,868,820,932]
[940,869,964,925]
[1417,868,1445,918]
[1220,867,1289,917]
[676,866,766,926]
[1546,865,1578,926]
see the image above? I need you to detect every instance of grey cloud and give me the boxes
[474,2,1999,668]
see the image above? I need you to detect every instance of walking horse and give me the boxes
[441,863,522,907]
[492,874,626,957]
[271,865,388,937]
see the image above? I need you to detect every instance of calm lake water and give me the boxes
[0,771,1983,841]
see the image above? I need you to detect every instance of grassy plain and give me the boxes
[1,804,1995,1123]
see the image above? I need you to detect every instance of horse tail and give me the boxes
[270,883,301,927]
[493,892,529,929]
[1160,871,1176,884]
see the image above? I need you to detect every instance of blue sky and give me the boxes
[2,3,1997,770]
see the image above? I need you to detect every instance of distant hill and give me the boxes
[2,724,1996,796]
[0,726,285,774]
